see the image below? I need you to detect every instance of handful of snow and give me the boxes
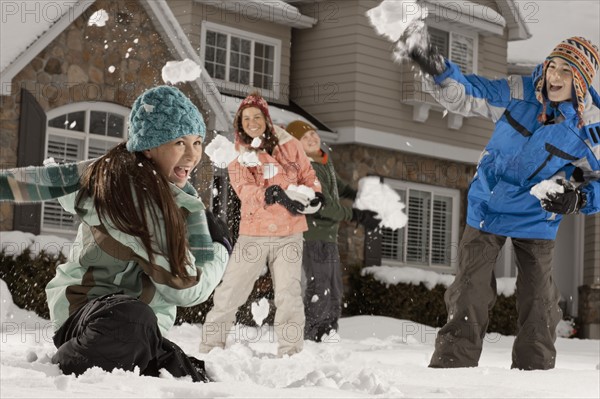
[286,185,321,214]
[530,179,565,200]
[366,0,431,63]
[204,135,239,168]
[161,59,201,84]
[365,0,428,43]
[354,177,407,230]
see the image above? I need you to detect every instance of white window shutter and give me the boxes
[450,32,474,74]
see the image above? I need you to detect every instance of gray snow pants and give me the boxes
[302,240,343,341]
[429,225,562,370]
[200,234,305,357]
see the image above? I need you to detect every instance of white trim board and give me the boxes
[334,126,481,164]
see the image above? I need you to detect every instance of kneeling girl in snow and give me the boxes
[0,86,231,381]
[199,92,323,357]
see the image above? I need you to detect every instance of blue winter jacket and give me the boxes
[424,60,600,239]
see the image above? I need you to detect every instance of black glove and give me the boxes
[310,192,326,209]
[300,191,326,215]
[401,22,445,76]
[351,208,381,230]
[541,183,587,214]
[408,42,446,76]
[205,210,233,254]
[264,185,305,215]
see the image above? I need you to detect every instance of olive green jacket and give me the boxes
[304,154,356,242]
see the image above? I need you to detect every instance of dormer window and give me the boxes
[201,22,281,98]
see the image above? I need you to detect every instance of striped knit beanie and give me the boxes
[536,37,600,128]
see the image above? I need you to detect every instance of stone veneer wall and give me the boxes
[0,0,213,230]
[328,144,476,268]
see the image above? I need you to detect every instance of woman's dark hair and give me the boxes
[78,142,190,277]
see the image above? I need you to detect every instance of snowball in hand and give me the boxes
[530,179,565,200]
[354,176,408,230]
[365,0,428,42]
[204,135,239,168]
[161,59,201,84]
[287,184,316,200]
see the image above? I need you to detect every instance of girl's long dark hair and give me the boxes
[78,143,190,277]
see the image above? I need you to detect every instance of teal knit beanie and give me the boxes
[126,86,206,152]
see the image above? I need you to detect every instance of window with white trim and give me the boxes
[429,26,476,74]
[380,180,460,271]
[42,103,129,234]
[201,21,281,98]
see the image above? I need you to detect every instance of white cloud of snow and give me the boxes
[354,176,408,230]
[161,59,202,85]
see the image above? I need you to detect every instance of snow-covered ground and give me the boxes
[1,230,599,397]
[1,291,598,398]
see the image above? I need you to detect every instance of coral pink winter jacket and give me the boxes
[228,125,321,237]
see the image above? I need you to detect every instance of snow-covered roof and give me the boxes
[423,0,506,36]
[0,0,94,95]
[194,0,317,29]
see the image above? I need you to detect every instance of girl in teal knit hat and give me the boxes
[1,85,231,381]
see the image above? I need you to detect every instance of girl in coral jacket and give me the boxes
[200,92,323,357]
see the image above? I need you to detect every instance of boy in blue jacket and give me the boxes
[406,31,600,370]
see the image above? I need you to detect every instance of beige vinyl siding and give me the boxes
[292,0,513,153]
[583,214,600,285]
[170,1,291,105]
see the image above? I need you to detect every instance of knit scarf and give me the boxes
[0,160,214,262]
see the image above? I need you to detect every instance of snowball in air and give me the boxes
[88,9,109,27]
[161,59,201,84]
[354,176,408,230]
[251,137,262,148]
[365,0,428,42]
[204,135,239,168]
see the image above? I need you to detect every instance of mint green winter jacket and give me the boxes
[1,160,228,334]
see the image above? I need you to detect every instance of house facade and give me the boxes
[1,0,598,338]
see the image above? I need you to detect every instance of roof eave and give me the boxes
[495,0,532,41]
[0,0,95,96]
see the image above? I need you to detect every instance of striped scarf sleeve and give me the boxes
[177,182,214,263]
[0,160,93,203]
[185,210,215,263]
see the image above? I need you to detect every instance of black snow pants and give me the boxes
[429,225,562,370]
[52,294,209,381]
[302,240,343,342]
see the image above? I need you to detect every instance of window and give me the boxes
[429,26,476,74]
[42,103,129,234]
[201,22,281,97]
[380,180,460,271]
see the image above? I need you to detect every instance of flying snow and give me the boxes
[204,135,239,168]
[161,59,202,84]
[354,176,408,230]
[87,9,109,27]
